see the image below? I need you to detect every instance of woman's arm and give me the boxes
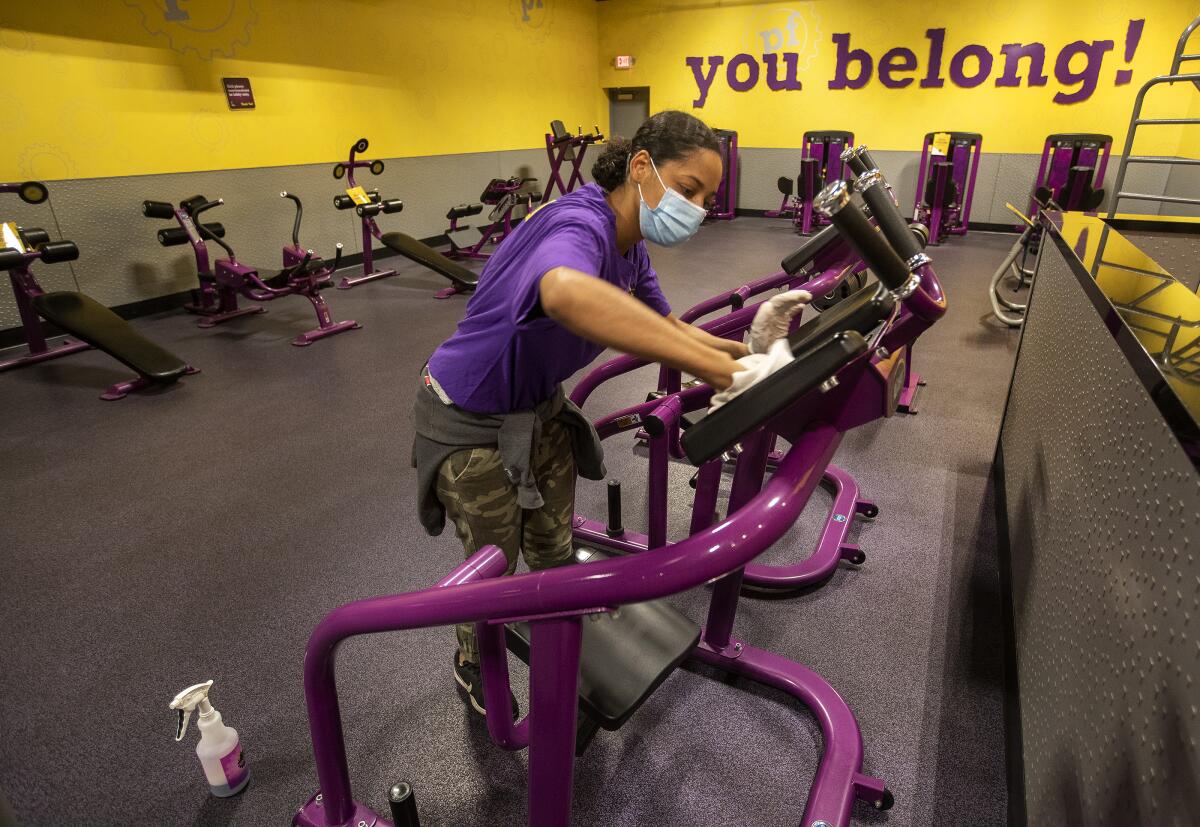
[540,267,740,390]
[668,314,750,359]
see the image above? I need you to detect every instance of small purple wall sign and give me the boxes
[222,77,255,110]
[686,19,1144,107]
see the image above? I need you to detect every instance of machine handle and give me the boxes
[854,170,925,264]
[281,191,303,246]
[18,227,50,247]
[143,200,176,219]
[814,181,910,292]
[840,145,879,176]
[38,240,80,264]
[157,223,226,247]
[0,247,26,270]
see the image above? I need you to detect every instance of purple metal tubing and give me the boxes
[336,141,397,289]
[541,132,594,203]
[99,365,200,401]
[741,459,871,588]
[691,639,887,823]
[911,135,932,220]
[298,435,847,827]
[0,266,92,370]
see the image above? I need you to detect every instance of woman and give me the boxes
[413,110,806,716]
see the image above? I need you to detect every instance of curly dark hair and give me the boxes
[591,110,719,192]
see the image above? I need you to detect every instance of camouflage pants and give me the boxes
[436,418,577,663]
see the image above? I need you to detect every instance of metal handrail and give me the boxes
[1106,16,1200,219]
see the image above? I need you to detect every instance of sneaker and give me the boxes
[453,654,519,719]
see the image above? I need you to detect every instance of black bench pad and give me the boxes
[379,231,478,289]
[506,547,700,731]
[32,291,189,382]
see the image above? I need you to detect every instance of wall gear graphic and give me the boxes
[123,0,258,60]
[18,144,76,181]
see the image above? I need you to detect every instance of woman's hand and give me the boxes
[747,289,811,354]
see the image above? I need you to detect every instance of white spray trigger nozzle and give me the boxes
[170,680,215,742]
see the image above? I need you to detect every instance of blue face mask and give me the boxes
[637,158,707,247]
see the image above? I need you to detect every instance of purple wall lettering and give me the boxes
[764,52,803,91]
[949,44,993,88]
[727,53,760,92]
[921,28,946,89]
[996,43,1049,87]
[1054,39,1114,104]
[684,20,1142,108]
[879,47,918,89]
[686,56,724,108]
[828,33,872,90]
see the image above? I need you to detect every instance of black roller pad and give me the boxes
[31,292,189,382]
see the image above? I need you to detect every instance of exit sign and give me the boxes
[614,55,634,69]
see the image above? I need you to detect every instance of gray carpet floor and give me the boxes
[0,219,1018,826]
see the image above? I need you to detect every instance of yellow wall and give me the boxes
[1,0,602,180]
[597,0,1198,155]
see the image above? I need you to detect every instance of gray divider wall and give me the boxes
[996,234,1200,823]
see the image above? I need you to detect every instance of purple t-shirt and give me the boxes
[427,183,671,413]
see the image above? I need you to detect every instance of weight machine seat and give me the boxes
[506,547,700,732]
[447,203,484,221]
[923,162,959,209]
[31,291,189,382]
[379,231,478,289]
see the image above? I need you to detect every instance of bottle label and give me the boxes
[220,741,249,789]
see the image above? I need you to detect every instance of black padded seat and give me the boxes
[923,162,958,208]
[379,232,478,289]
[31,291,189,382]
[506,548,699,747]
[447,203,483,221]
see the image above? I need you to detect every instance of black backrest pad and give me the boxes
[682,283,894,465]
[682,331,868,466]
[31,292,188,381]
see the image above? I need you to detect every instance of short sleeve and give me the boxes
[630,242,671,316]
[511,220,607,323]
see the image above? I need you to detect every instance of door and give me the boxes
[608,87,650,141]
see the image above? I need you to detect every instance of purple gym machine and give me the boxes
[769,130,855,235]
[142,193,360,347]
[443,176,541,261]
[1025,132,1112,221]
[994,133,1113,312]
[331,138,478,299]
[912,132,982,245]
[706,128,738,220]
[541,120,604,204]
[292,163,947,827]
[0,181,197,399]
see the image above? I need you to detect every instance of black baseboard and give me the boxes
[991,444,1028,827]
[0,234,450,350]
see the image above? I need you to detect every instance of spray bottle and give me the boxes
[170,680,250,797]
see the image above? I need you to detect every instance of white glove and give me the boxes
[709,338,794,412]
[747,289,811,354]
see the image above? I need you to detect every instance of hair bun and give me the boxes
[591,137,632,192]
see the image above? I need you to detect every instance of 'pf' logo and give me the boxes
[519,0,545,24]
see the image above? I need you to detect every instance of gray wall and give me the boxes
[737,148,1179,223]
[997,236,1200,823]
[3,143,1193,332]
[0,148,547,329]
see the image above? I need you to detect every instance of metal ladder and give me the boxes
[1107,15,1200,218]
